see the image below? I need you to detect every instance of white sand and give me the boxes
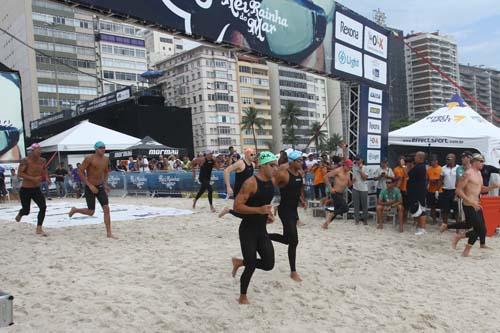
[1,196,500,332]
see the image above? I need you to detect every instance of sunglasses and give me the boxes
[97,146,106,150]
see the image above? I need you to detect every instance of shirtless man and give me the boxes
[15,143,48,236]
[68,141,115,239]
[219,148,255,218]
[447,154,489,257]
[322,159,353,229]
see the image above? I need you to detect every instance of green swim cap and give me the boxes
[258,151,278,165]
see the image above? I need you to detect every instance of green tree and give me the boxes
[320,133,344,154]
[390,117,414,131]
[281,101,301,149]
[309,121,328,150]
[241,107,265,153]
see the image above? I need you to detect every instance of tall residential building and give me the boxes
[236,56,273,152]
[387,28,408,121]
[459,64,500,126]
[268,64,330,152]
[155,45,240,155]
[144,30,184,67]
[405,32,459,119]
[0,0,99,134]
[95,18,148,94]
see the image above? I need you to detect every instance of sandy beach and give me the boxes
[1,196,500,332]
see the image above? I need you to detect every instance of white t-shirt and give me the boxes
[305,159,318,170]
[441,165,458,190]
[352,165,368,192]
[375,167,394,190]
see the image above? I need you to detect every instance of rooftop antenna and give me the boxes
[372,8,387,27]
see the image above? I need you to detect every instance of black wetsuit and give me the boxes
[195,158,215,205]
[229,160,254,218]
[447,206,487,246]
[18,187,46,226]
[233,160,254,196]
[239,176,275,295]
[269,170,303,272]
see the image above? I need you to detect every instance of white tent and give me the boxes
[39,121,141,153]
[389,96,500,167]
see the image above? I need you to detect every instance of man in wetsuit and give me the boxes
[192,151,221,212]
[270,150,306,282]
[322,159,353,229]
[446,154,489,256]
[219,148,255,218]
[407,152,428,236]
[15,143,49,236]
[68,141,116,239]
[231,151,278,305]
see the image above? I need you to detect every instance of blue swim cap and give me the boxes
[288,150,303,162]
[94,141,105,149]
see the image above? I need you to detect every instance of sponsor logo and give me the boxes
[367,134,381,149]
[334,43,362,77]
[363,54,387,85]
[401,137,465,145]
[368,118,382,134]
[367,150,381,164]
[149,149,179,155]
[368,103,382,119]
[116,89,130,101]
[158,175,180,190]
[454,115,465,122]
[426,115,451,123]
[368,88,383,104]
[364,26,387,58]
[335,12,363,48]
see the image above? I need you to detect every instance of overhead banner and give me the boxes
[59,0,389,88]
[0,70,26,163]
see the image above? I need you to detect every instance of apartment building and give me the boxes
[144,30,184,67]
[155,45,240,155]
[236,56,273,152]
[459,64,500,126]
[405,32,459,119]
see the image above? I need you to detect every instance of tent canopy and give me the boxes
[110,136,181,158]
[389,94,500,167]
[38,120,140,153]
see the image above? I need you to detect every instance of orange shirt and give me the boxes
[312,165,327,185]
[427,165,442,192]
[393,166,408,192]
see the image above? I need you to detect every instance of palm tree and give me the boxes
[320,133,344,154]
[281,101,301,149]
[241,107,265,153]
[309,121,328,151]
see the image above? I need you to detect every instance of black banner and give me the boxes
[60,1,389,88]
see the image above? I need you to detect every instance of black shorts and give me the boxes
[426,191,439,208]
[85,184,109,210]
[329,192,348,215]
[439,189,456,214]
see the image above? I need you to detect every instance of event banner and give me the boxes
[0,70,26,164]
[61,0,389,88]
[358,83,390,207]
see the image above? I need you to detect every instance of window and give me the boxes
[240,76,252,84]
[240,87,253,95]
[176,45,183,50]
[215,71,226,79]
[241,97,253,105]
[160,37,173,43]
[215,104,229,112]
[103,71,114,79]
[214,81,228,90]
[239,66,251,73]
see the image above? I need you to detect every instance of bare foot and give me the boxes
[107,234,118,239]
[297,220,305,227]
[452,233,465,250]
[15,214,21,222]
[399,226,404,233]
[363,221,368,226]
[290,272,302,282]
[439,223,448,233]
[68,207,76,218]
[377,224,383,229]
[192,199,196,209]
[238,294,249,305]
[210,206,216,213]
[322,221,329,230]
[218,206,230,218]
[36,228,48,237]
[462,244,472,257]
[355,221,359,225]
[480,245,491,249]
[232,257,243,278]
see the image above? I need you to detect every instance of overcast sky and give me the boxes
[338,0,500,68]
